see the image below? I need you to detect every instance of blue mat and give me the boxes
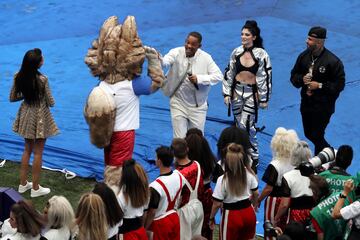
[1,0,359,234]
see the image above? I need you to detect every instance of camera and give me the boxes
[264,220,278,237]
[300,147,335,176]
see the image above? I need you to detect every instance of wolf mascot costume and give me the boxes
[84,16,164,185]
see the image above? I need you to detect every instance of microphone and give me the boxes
[187,60,199,90]
[187,71,199,90]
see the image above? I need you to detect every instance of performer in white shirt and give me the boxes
[145,146,184,240]
[42,195,75,240]
[256,127,299,238]
[209,143,259,240]
[275,141,316,225]
[117,159,149,239]
[161,31,222,138]
[1,201,45,240]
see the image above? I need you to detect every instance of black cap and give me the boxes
[308,26,327,39]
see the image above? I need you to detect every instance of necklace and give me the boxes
[308,55,318,77]
[309,55,319,75]
[311,55,318,65]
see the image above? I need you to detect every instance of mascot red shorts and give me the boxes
[104,130,135,166]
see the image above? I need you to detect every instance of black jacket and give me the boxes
[290,48,345,113]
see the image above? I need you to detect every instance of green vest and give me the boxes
[311,191,356,240]
[319,170,356,193]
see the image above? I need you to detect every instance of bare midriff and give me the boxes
[235,52,257,84]
[235,71,256,84]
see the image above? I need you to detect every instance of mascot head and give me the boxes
[84,16,164,149]
[85,16,145,83]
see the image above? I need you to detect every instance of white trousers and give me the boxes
[170,96,208,138]
[177,199,204,240]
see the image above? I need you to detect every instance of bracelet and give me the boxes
[339,193,347,199]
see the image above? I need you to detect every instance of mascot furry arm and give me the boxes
[84,16,164,148]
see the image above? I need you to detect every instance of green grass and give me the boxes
[1,160,263,240]
[0,160,96,210]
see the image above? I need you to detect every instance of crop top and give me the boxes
[235,49,259,75]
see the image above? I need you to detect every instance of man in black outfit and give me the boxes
[290,26,345,154]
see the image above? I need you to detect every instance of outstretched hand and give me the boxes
[143,45,165,91]
[144,46,161,59]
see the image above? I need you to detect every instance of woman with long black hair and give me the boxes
[92,183,123,240]
[223,20,272,172]
[185,128,216,239]
[10,48,59,198]
[117,159,149,239]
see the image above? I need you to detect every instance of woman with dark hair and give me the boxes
[223,20,272,172]
[0,200,46,240]
[10,48,59,198]
[215,125,254,179]
[185,128,216,239]
[185,128,216,182]
[117,159,149,239]
[209,143,259,240]
[92,183,123,240]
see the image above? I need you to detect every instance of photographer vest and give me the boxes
[310,191,356,240]
[319,169,357,193]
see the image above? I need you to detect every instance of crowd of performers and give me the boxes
[4,14,357,240]
[2,126,359,240]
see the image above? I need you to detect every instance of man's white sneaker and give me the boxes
[18,181,33,193]
[30,185,50,198]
